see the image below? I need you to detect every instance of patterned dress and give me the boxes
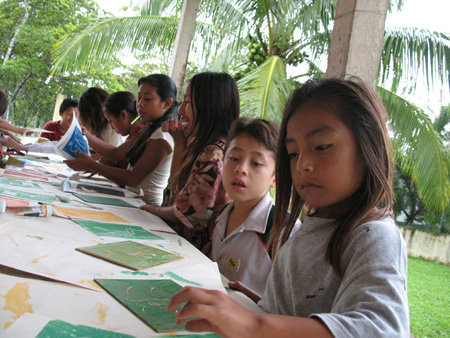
[169,140,230,253]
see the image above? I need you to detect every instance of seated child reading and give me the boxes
[211,118,286,296]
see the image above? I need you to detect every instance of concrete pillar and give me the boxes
[326,0,389,87]
[169,0,201,101]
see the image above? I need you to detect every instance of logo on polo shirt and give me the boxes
[227,257,240,271]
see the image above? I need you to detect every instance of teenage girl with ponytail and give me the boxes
[66,74,178,205]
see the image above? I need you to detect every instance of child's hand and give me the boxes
[228,281,262,303]
[162,117,187,148]
[2,136,28,153]
[22,129,34,137]
[139,203,160,214]
[2,130,21,143]
[167,286,259,337]
[64,152,95,171]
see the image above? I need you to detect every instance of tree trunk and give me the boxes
[3,0,29,65]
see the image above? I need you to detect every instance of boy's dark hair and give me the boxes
[0,90,8,116]
[270,77,393,277]
[59,98,78,114]
[104,91,137,120]
[126,74,178,166]
[78,87,109,137]
[224,118,280,159]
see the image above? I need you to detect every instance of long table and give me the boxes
[0,153,261,337]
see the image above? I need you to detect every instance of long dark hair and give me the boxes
[126,74,178,166]
[0,90,8,116]
[104,91,137,120]
[270,77,394,277]
[176,72,240,191]
[78,87,109,137]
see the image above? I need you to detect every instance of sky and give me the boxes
[95,0,450,117]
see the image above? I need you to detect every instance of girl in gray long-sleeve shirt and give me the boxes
[166,77,409,338]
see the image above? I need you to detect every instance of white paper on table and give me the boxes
[0,277,151,337]
[25,141,61,156]
[0,268,226,337]
[55,117,89,160]
[0,220,211,291]
[26,128,56,134]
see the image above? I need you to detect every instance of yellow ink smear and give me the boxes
[78,279,102,290]
[95,303,109,325]
[28,255,49,264]
[3,282,33,321]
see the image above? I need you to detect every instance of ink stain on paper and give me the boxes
[28,255,49,264]
[94,303,109,325]
[25,235,43,240]
[2,282,33,329]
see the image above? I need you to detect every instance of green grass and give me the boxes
[408,257,450,337]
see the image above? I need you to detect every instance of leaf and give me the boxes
[378,86,450,211]
[237,55,294,122]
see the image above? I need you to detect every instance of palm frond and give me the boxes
[381,28,450,93]
[378,86,450,211]
[237,55,294,122]
[141,0,178,16]
[294,0,336,36]
[51,16,179,75]
[199,0,248,33]
[209,39,246,71]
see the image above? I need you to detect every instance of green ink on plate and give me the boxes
[164,271,202,287]
[36,319,134,338]
[121,271,149,276]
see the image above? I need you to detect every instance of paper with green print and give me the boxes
[72,193,137,208]
[94,279,185,332]
[72,219,165,241]
[76,241,183,270]
[0,187,56,204]
[36,319,134,338]
[0,177,42,189]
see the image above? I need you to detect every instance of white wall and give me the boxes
[399,228,450,265]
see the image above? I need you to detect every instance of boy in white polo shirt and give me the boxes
[211,118,279,296]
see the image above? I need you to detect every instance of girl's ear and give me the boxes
[163,97,173,110]
[270,175,276,188]
[120,110,128,121]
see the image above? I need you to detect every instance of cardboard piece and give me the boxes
[76,241,184,270]
[72,220,165,241]
[77,183,125,196]
[72,193,136,208]
[95,279,184,332]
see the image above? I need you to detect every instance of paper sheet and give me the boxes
[25,117,89,160]
[0,187,56,204]
[52,205,132,223]
[0,221,213,290]
[55,117,89,159]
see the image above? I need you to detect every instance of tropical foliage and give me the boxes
[394,104,450,233]
[0,0,146,129]
[37,0,450,212]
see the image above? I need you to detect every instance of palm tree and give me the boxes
[51,0,450,211]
